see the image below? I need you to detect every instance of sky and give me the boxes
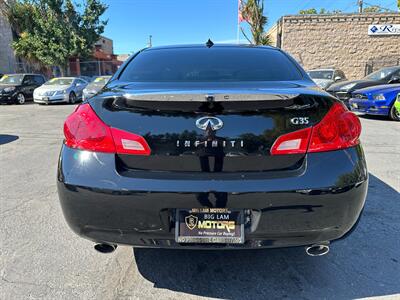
[100,0,399,54]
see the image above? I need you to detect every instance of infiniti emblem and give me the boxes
[195,116,224,131]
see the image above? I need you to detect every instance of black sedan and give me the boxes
[0,73,46,104]
[327,66,400,107]
[57,43,367,256]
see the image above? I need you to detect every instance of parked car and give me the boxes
[327,66,400,107]
[82,75,111,100]
[0,73,46,104]
[349,84,400,121]
[78,75,93,83]
[307,68,347,90]
[395,93,400,115]
[33,77,88,104]
[58,44,367,255]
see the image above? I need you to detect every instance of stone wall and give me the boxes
[0,10,16,74]
[269,13,400,80]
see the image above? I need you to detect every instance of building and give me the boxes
[69,35,123,77]
[0,9,16,74]
[117,54,131,62]
[267,13,400,79]
[95,36,114,54]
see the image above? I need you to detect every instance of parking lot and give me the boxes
[0,103,399,300]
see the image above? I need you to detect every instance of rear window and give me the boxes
[119,47,303,82]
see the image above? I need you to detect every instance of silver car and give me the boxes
[82,76,111,100]
[33,77,88,104]
[307,68,347,90]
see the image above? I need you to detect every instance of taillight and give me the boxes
[271,103,361,155]
[270,127,312,155]
[64,103,151,156]
[111,127,151,155]
[308,103,361,153]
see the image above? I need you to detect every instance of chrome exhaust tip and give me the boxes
[94,243,117,254]
[305,243,330,256]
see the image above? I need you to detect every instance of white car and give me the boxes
[307,69,347,90]
[34,77,88,104]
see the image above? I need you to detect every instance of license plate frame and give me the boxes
[175,208,244,244]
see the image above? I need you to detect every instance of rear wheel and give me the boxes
[389,104,400,121]
[16,93,26,105]
[68,92,77,104]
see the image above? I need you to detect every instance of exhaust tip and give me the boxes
[305,243,330,256]
[94,243,117,254]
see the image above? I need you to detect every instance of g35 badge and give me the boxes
[290,117,310,125]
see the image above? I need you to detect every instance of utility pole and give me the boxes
[358,0,363,13]
[148,35,152,48]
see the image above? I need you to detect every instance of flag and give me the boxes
[238,0,245,23]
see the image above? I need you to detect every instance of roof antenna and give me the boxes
[206,39,214,48]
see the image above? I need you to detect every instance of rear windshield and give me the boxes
[119,47,303,82]
[308,70,334,80]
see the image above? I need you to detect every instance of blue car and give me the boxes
[349,84,400,121]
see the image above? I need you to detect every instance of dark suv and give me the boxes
[0,73,46,104]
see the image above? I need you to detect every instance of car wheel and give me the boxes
[69,92,77,104]
[16,93,26,105]
[389,103,400,121]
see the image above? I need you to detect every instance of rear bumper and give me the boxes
[57,145,368,249]
[349,98,390,116]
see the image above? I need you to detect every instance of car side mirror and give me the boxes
[334,76,342,82]
[389,76,400,84]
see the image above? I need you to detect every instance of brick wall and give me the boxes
[270,13,400,80]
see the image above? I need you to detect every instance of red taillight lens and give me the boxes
[64,104,151,156]
[308,103,361,153]
[271,103,361,155]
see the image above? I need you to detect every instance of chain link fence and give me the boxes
[67,60,120,77]
[11,60,120,79]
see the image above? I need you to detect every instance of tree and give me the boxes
[299,8,342,15]
[363,5,384,12]
[3,0,108,74]
[240,0,270,45]
[299,8,318,14]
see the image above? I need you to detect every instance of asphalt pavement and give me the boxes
[0,103,399,300]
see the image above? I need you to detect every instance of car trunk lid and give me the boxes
[89,83,333,173]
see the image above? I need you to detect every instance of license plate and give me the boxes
[176,208,244,244]
[43,97,49,101]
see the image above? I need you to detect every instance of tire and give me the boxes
[68,92,77,104]
[389,103,400,121]
[16,93,26,105]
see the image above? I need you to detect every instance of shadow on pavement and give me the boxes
[0,134,19,145]
[133,174,400,299]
